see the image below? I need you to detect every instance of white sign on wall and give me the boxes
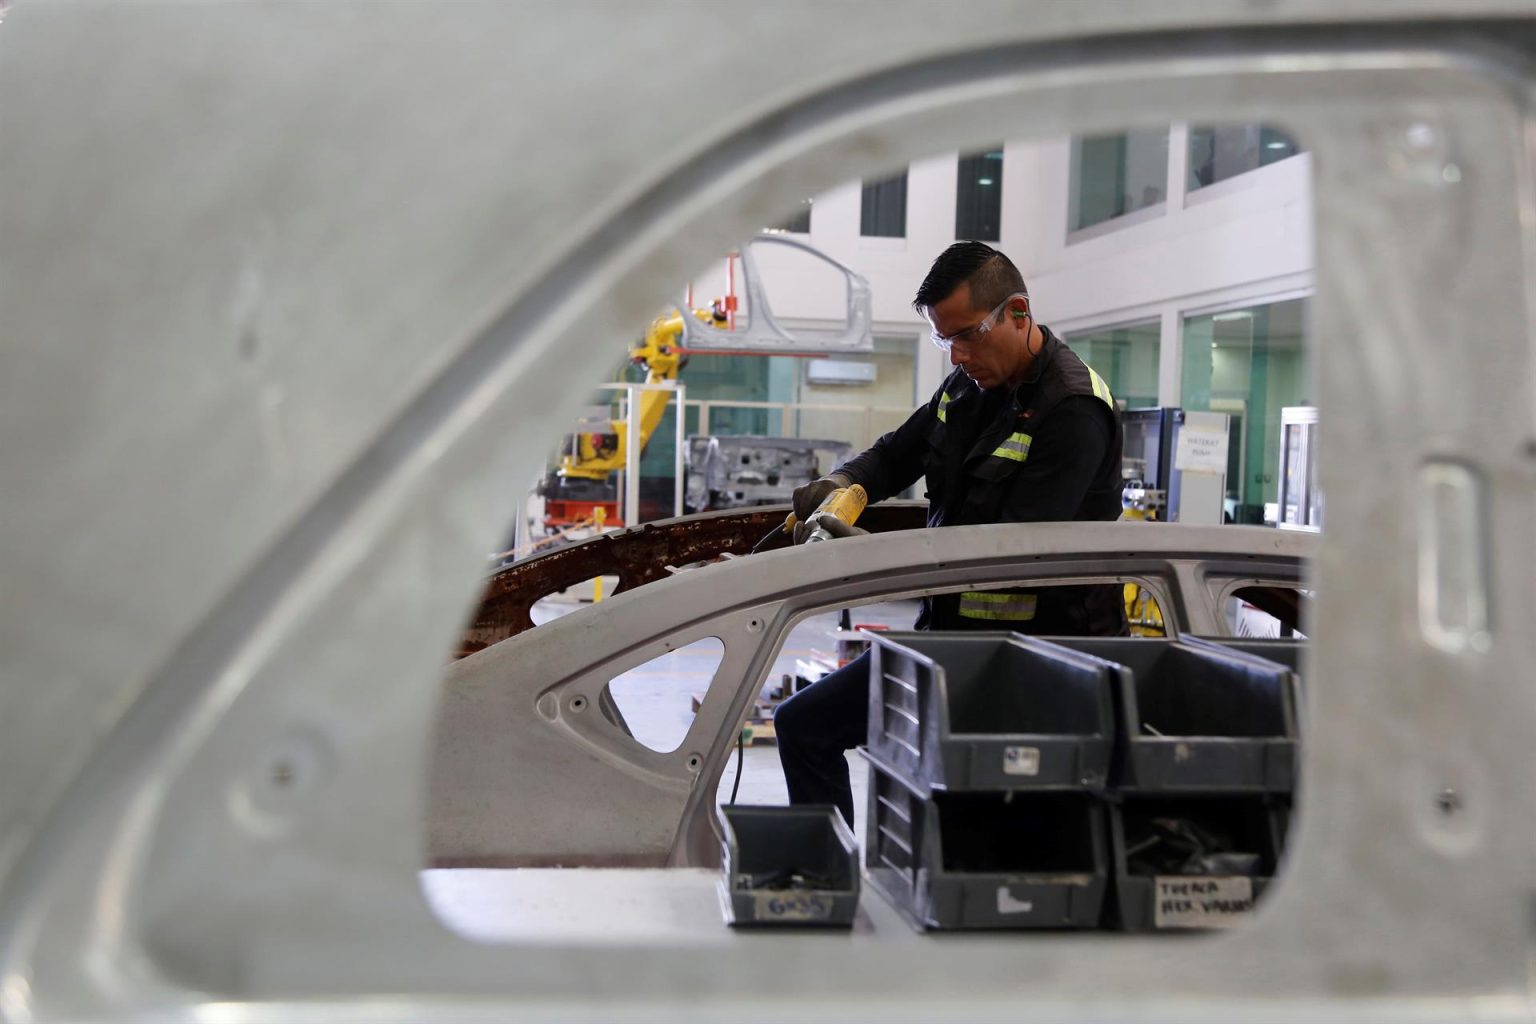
[1174,411,1231,475]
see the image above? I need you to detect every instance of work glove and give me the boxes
[796,515,869,544]
[791,473,851,523]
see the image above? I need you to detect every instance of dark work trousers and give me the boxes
[774,650,872,827]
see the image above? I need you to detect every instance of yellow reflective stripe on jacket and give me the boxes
[1086,366,1114,407]
[937,391,953,423]
[991,431,1032,463]
[957,591,1038,621]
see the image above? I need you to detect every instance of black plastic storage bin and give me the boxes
[1109,796,1287,931]
[1041,637,1299,793]
[866,631,1115,793]
[718,805,859,927]
[862,751,1108,930]
[1183,635,1306,686]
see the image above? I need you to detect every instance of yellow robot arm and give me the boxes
[559,308,713,480]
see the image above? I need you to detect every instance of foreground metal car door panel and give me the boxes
[2,3,1535,1022]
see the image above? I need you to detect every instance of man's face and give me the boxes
[926,282,1028,391]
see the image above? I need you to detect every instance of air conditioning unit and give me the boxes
[806,359,877,385]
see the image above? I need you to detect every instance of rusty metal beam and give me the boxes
[457,501,928,655]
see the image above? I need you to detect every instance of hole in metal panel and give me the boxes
[1416,460,1492,654]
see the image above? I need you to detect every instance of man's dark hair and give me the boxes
[912,241,1027,313]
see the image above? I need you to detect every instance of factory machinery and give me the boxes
[540,235,875,531]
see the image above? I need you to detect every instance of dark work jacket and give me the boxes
[838,328,1127,636]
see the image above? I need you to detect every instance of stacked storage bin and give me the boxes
[1184,634,1306,855]
[1184,635,1306,690]
[1045,637,1300,931]
[861,631,1118,930]
[718,805,861,928]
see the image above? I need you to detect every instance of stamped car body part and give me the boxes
[432,522,1312,871]
[2,4,1535,1022]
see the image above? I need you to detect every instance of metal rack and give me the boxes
[1275,405,1322,532]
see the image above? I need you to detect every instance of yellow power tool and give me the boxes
[790,482,869,543]
[751,482,870,553]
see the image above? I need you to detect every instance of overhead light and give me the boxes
[1211,342,1219,349]
[977,178,994,185]
[1212,311,1252,322]
[1265,141,1288,150]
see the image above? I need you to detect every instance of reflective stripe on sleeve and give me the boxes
[937,391,953,423]
[1086,366,1114,408]
[956,591,1038,621]
[990,431,1032,463]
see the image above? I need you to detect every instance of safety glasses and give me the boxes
[927,292,1028,352]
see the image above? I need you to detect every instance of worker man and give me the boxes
[774,241,1125,826]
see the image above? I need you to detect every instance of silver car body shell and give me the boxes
[431,521,1313,870]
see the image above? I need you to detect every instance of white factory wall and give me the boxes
[1019,131,1313,340]
[685,124,1313,411]
[796,344,915,455]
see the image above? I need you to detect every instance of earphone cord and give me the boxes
[1021,310,1042,363]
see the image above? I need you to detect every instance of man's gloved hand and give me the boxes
[791,473,852,523]
[797,516,869,544]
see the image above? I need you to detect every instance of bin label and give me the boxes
[1152,876,1254,928]
[752,891,833,922]
[996,887,1034,914]
[1003,746,1041,776]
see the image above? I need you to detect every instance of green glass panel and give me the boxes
[1180,299,1310,523]
[1068,129,1169,232]
[1188,123,1302,191]
[1065,321,1160,409]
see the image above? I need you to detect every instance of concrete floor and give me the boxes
[422,866,929,944]
[532,584,922,821]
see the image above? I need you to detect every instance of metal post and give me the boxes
[674,383,686,517]
[592,507,607,600]
[511,477,530,562]
[624,383,641,527]
[1157,305,1182,409]
[726,253,736,331]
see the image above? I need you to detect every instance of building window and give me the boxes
[1065,320,1160,409]
[769,198,812,234]
[1180,298,1310,524]
[1068,129,1169,233]
[955,147,1003,241]
[1187,124,1301,191]
[860,171,907,238]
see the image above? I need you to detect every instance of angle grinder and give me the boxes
[750,482,870,552]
